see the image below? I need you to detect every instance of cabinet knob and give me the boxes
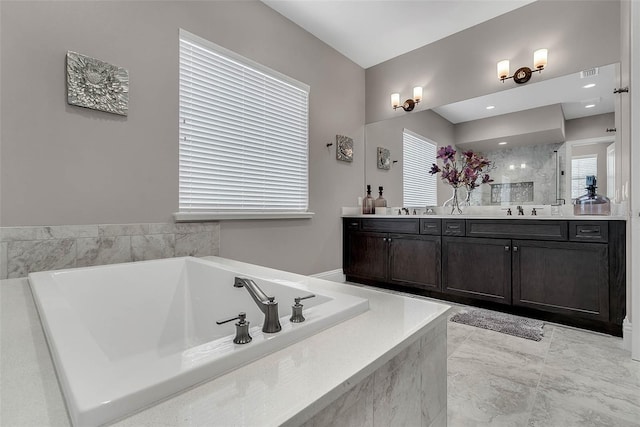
[513,246,519,252]
[504,245,510,251]
[383,237,387,242]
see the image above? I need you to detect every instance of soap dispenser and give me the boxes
[363,185,374,214]
[374,186,387,209]
[573,175,611,216]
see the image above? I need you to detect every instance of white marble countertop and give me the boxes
[0,256,450,426]
[342,214,627,221]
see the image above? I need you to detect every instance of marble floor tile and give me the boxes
[448,365,538,427]
[446,321,473,357]
[544,326,640,388]
[448,332,546,388]
[527,366,640,426]
[444,303,637,427]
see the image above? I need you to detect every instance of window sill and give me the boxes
[173,212,315,222]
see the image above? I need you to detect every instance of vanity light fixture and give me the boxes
[391,86,422,111]
[498,141,508,145]
[486,105,496,110]
[497,48,548,84]
[583,83,596,89]
[585,104,596,109]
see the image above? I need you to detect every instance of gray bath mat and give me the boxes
[450,308,544,341]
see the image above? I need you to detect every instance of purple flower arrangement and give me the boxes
[429,145,493,191]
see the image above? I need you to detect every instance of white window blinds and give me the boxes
[403,129,437,207]
[571,155,598,199]
[179,30,310,214]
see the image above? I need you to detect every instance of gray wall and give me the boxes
[565,113,615,141]
[365,0,620,124]
[364,110,454,207]
[0,1,365,275]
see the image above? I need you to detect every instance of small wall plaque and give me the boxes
[336,135,353,162]
[377,147,390,170]
[66,51,129,116]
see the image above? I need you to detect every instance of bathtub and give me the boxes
[28,257,369,426]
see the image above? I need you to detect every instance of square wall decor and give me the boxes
[66,51,129,116]
[336,135,353,162]
[377,147,390,170]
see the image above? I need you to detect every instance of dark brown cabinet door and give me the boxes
[389,234,441,291]
[344,231,388,281]
[442,237,512,304]
[512,240,609,321]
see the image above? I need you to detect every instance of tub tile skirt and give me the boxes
[300,318,447,427]
[0,222,220,279]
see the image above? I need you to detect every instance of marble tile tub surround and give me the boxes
[0,222,220,279]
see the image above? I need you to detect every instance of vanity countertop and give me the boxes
[0,256,450,427]
[342,214,628,221]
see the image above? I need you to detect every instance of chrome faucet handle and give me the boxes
[294,294,316,305]
[516,205,524,215]
[501,208,512,216]
[291,294,316,323]
[216,312,252,344]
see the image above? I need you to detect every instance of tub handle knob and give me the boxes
[290,294,316,323]
[216,312,252,344]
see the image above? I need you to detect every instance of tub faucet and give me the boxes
[234,277,282,333]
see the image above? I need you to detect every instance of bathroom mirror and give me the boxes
[365,63,620,208]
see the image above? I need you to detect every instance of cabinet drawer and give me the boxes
[466,220,567,241]
[442,219,465,236]
[420,219,442,235]
[361,218,419,234]
[569,221,608,243]
[345,219,360,230]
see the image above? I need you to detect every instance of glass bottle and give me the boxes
[363,185,375,214]
[374,186,387,212]
[573,175,611,215]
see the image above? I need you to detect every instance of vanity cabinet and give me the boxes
[512,240,609,321]
[343,219,441,291]
[442,237,511,304]
[343,217,626,335]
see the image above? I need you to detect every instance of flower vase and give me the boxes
[461,188,473,207]
[443,187,463,215]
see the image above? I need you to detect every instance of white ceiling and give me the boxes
[261,0,536,69]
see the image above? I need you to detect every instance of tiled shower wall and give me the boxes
[0,222,220,279]
[471,142,565,206]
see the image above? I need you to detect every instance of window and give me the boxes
[403,129,437,207]
[571,155,598,199]
[177,30,310,220]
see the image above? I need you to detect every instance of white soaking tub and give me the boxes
[28,256,369,426]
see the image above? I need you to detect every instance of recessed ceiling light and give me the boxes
[498,141,508,145]
[509,165,515,170]
[585,104,596,108]
[486,105,495,110]
[583,83,596,89]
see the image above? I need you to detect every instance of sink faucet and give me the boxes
[516,205,524,216]
[234,277,282,333]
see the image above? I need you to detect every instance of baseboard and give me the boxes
[623,317,632,351]
[310,269,345,283]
